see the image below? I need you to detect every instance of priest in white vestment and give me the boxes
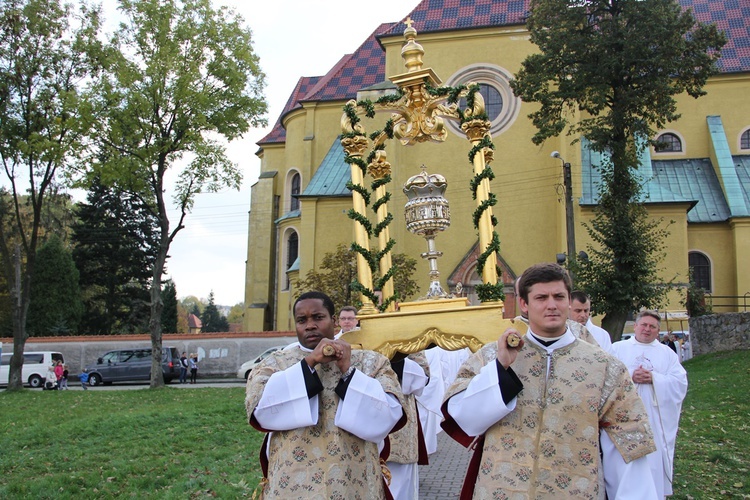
[570,291,613,352]
[611,310,688,498]
[387,352,430,500]
[442,263,658,499]
[245,291,406,499]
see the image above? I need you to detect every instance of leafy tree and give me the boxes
[71,177,158,334]
[26,236,83,336]
[161,279,178,334]
[176,302,189,333]
[510,0,725,337]
[84,0,266,386]
[227,302,244,325]
[683,272,712,317]
[296,243,420,311]
[0,0,102,389]
[200,291,229,332]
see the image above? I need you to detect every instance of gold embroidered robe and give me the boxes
[245,347,405,500]
[443,337,655,499]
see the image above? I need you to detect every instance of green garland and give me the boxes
[469,165,496,200]
[468,136,495,164]
[343,84,505,304]
[346,181,371,205]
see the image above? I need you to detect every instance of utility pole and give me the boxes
[551,152,576,266]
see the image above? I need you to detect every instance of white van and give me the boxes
[0,351,64,388]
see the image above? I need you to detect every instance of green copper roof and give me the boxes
[579,138,747,223]
[300,137,352,198]
[707,116,750,217]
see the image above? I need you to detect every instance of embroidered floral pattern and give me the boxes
[555,473,572,489]
[246,347,404,498]
[443,338,655,498]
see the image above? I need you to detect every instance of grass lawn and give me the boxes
[0,387,264,499]
[1,349,748,498]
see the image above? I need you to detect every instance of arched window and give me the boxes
[284,231,299,290]
[741,129,750,150]
[688,251,711,292]
[655,132,682,153]
[290,173,301,212]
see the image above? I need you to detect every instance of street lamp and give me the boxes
[551,151,576,265]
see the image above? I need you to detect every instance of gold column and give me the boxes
[368,150,396,312]
[463,110,499,287]
[341,126,377,315]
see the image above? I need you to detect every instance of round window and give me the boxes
[445,64,521,138]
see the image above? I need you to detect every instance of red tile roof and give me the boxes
[258,75,322,145]
[259,0,750,147]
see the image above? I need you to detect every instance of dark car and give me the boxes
[85,347,180,386]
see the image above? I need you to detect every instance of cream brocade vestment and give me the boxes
[245,347,405,500]
[443,336,656,499]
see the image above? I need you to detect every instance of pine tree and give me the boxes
[200,291,229,333]
[26,236,83,336]
[72,177,159,334]
[161,280,178,334]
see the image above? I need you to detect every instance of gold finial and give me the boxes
[401,17,423,73]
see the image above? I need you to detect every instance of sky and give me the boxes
[97,0,419,305]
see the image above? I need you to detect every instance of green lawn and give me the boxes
[0,387,264,499]
[1,350,748,499]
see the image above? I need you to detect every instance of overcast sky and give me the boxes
[97,0,418,305]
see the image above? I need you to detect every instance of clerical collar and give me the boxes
[531,332,566,347]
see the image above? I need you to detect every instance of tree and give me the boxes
[71,177,158,334]
[85,0,266,387]
[227,302,244,325]
[510,0,725,337]
[26,235,83,336]
[200,291,229,332]
[161,279,178,334]
[0,0,101,389]
[296,243,420,311]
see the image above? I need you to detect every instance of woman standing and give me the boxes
[189,353,198,384]
[54,361,64,390]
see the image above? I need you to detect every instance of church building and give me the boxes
[243,0,750,332]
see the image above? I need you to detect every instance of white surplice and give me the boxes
[586,318,613,352]
[388,357,429,500]
[253,356,402,441]
[610,337,688,498]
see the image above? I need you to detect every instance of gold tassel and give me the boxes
[251,477,268,500]
[380,458,392,486]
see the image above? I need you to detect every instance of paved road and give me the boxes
[419,431,471,499]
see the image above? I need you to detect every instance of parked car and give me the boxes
[0,351,64,388]
[237,346,286,380]
[85,347,180,386]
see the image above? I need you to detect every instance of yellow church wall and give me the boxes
[688,223,736,299]
[729,219,750,300]
[243,169,279,332]
[248,17,749,330]
[653,74,750,158]
[576,203,692,312]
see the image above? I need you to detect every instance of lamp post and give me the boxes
[551,151,576,265]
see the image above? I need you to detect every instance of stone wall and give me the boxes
[689,312,750,356]
[0,332,296,378]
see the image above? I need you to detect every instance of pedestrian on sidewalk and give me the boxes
[189,353,198,384]
[79,369,89,390]
[179,352,189,384]
[60,364,69,390]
